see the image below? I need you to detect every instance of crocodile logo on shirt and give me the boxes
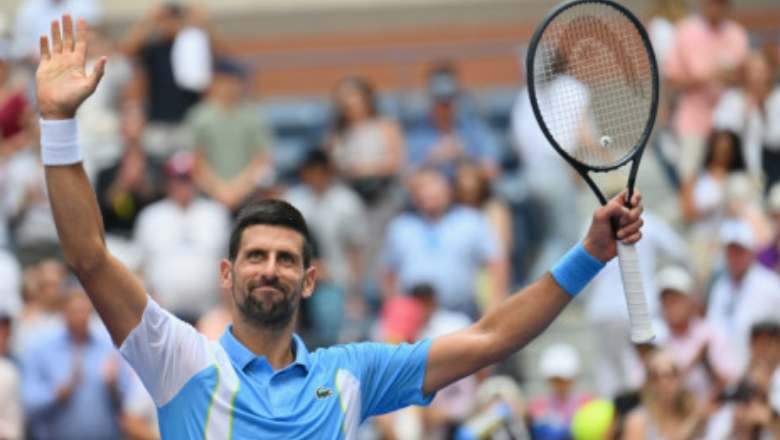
[315,386,334,399]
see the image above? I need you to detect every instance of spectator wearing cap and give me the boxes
[133,152,230,323]
[528,344,591,440]
[21,290,133,440]
[664,0,749,182]
[657,266,740,401]
[406,63,501,179]
[283,150,367,317]
[186,58,273,212]
[381,167,507,319]
[707,219,780,372]
[757,182,780,272]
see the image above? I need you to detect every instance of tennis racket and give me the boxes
[526,0,658,343]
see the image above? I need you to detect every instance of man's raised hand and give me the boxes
[37,15,105,120]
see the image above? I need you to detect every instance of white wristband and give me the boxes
[40,118,82,165]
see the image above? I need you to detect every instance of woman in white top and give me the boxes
[713,51,780,188]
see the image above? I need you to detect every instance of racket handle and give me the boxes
[616,242,655,343]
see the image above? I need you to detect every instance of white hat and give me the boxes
[656,266,694,296]
[539,343,580,380]
[768,183,780,214]
[719,219,756,251]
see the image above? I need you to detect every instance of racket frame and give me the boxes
[525,0,660,206]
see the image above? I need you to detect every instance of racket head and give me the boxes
[526,0,659,173]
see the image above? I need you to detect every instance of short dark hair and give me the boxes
[228,199,313,267]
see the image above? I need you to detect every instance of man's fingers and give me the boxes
[39,36,50,60]
[620,232,642,245]
[62,15,75,51]
[617,218,643,239]
[75,18,88,58]
[51,20,63,54]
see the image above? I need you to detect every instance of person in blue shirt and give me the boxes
[34,15,645,439]
[21,290,131,440]
[406,62,502,179]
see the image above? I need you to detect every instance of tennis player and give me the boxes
[36,16,644,439]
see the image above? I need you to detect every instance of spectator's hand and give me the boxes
[102,354,120,389]
[56,351,83,403]
[583,190,643,262]
[36,15,105,120]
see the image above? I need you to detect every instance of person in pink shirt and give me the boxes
[657,266,741,402]
[664,0,749,182]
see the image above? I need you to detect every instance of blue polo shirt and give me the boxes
[120,298,434,439]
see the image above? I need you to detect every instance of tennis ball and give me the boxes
[571,399,615,440]
[600,136,612,148]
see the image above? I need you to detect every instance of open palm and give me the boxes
[36,15,105,120]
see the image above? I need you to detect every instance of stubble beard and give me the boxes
[233,272,305,331]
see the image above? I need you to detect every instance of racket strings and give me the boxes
[533,2,654,169]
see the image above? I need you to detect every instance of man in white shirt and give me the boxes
[134,152,230,323]
[707,219,780,373]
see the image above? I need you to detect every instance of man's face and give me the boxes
[661,290,692,330]
[221,225,316,330]
[726,243,754,282]
[64,293,92,340]
[412,170,452,219]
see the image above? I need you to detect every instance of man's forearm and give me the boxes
[475,274,571,361]
[46,163,107,272]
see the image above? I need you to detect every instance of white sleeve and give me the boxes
[119,297,213,407]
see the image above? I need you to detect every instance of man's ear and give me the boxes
[301,265,317,299]
[219,259,234,291]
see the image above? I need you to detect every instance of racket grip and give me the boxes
[616,242,655,343]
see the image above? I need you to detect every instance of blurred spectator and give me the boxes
[95,104,162,239]
[713,51,780,187]
[453,160,513,313]
[21,291,132,440]
[0,347,23,440]
[12,0,101,60]
[326,76,406,299]
[623,350,706,439]
[187,59,272,212]
[11,259,65,356]
[406,63,501,179]
[511,57,588,276]
[585,210,688,398]
[656,266,741,401]
[381,167,506,318]
[0,50,30,155]
[0,249,21,318]
[120,375,160,440]
[2,117,60,266]
[134,152,230,323]
[664,0,749,182]
[456,375,530,440]
[529,344,591,440]
[0,312,10,358]
[414,284,476,438]
[120,4,213,158]
[707,220,780,373]
[680,129,747,281]
[758,183,780,272]
[705,322,780,439]
[648,0,689,68]
[284,150,367,317]
[77,27,133,178]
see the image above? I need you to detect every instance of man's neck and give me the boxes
[231,318,296,371]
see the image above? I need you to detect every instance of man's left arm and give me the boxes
[423,191,643,395]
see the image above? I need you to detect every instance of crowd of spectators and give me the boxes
[1,0,780,438]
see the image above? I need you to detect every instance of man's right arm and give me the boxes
[38,16,147,346]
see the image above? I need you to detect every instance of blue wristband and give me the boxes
[551,242,606,297]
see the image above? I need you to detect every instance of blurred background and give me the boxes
[1,0,780,439]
